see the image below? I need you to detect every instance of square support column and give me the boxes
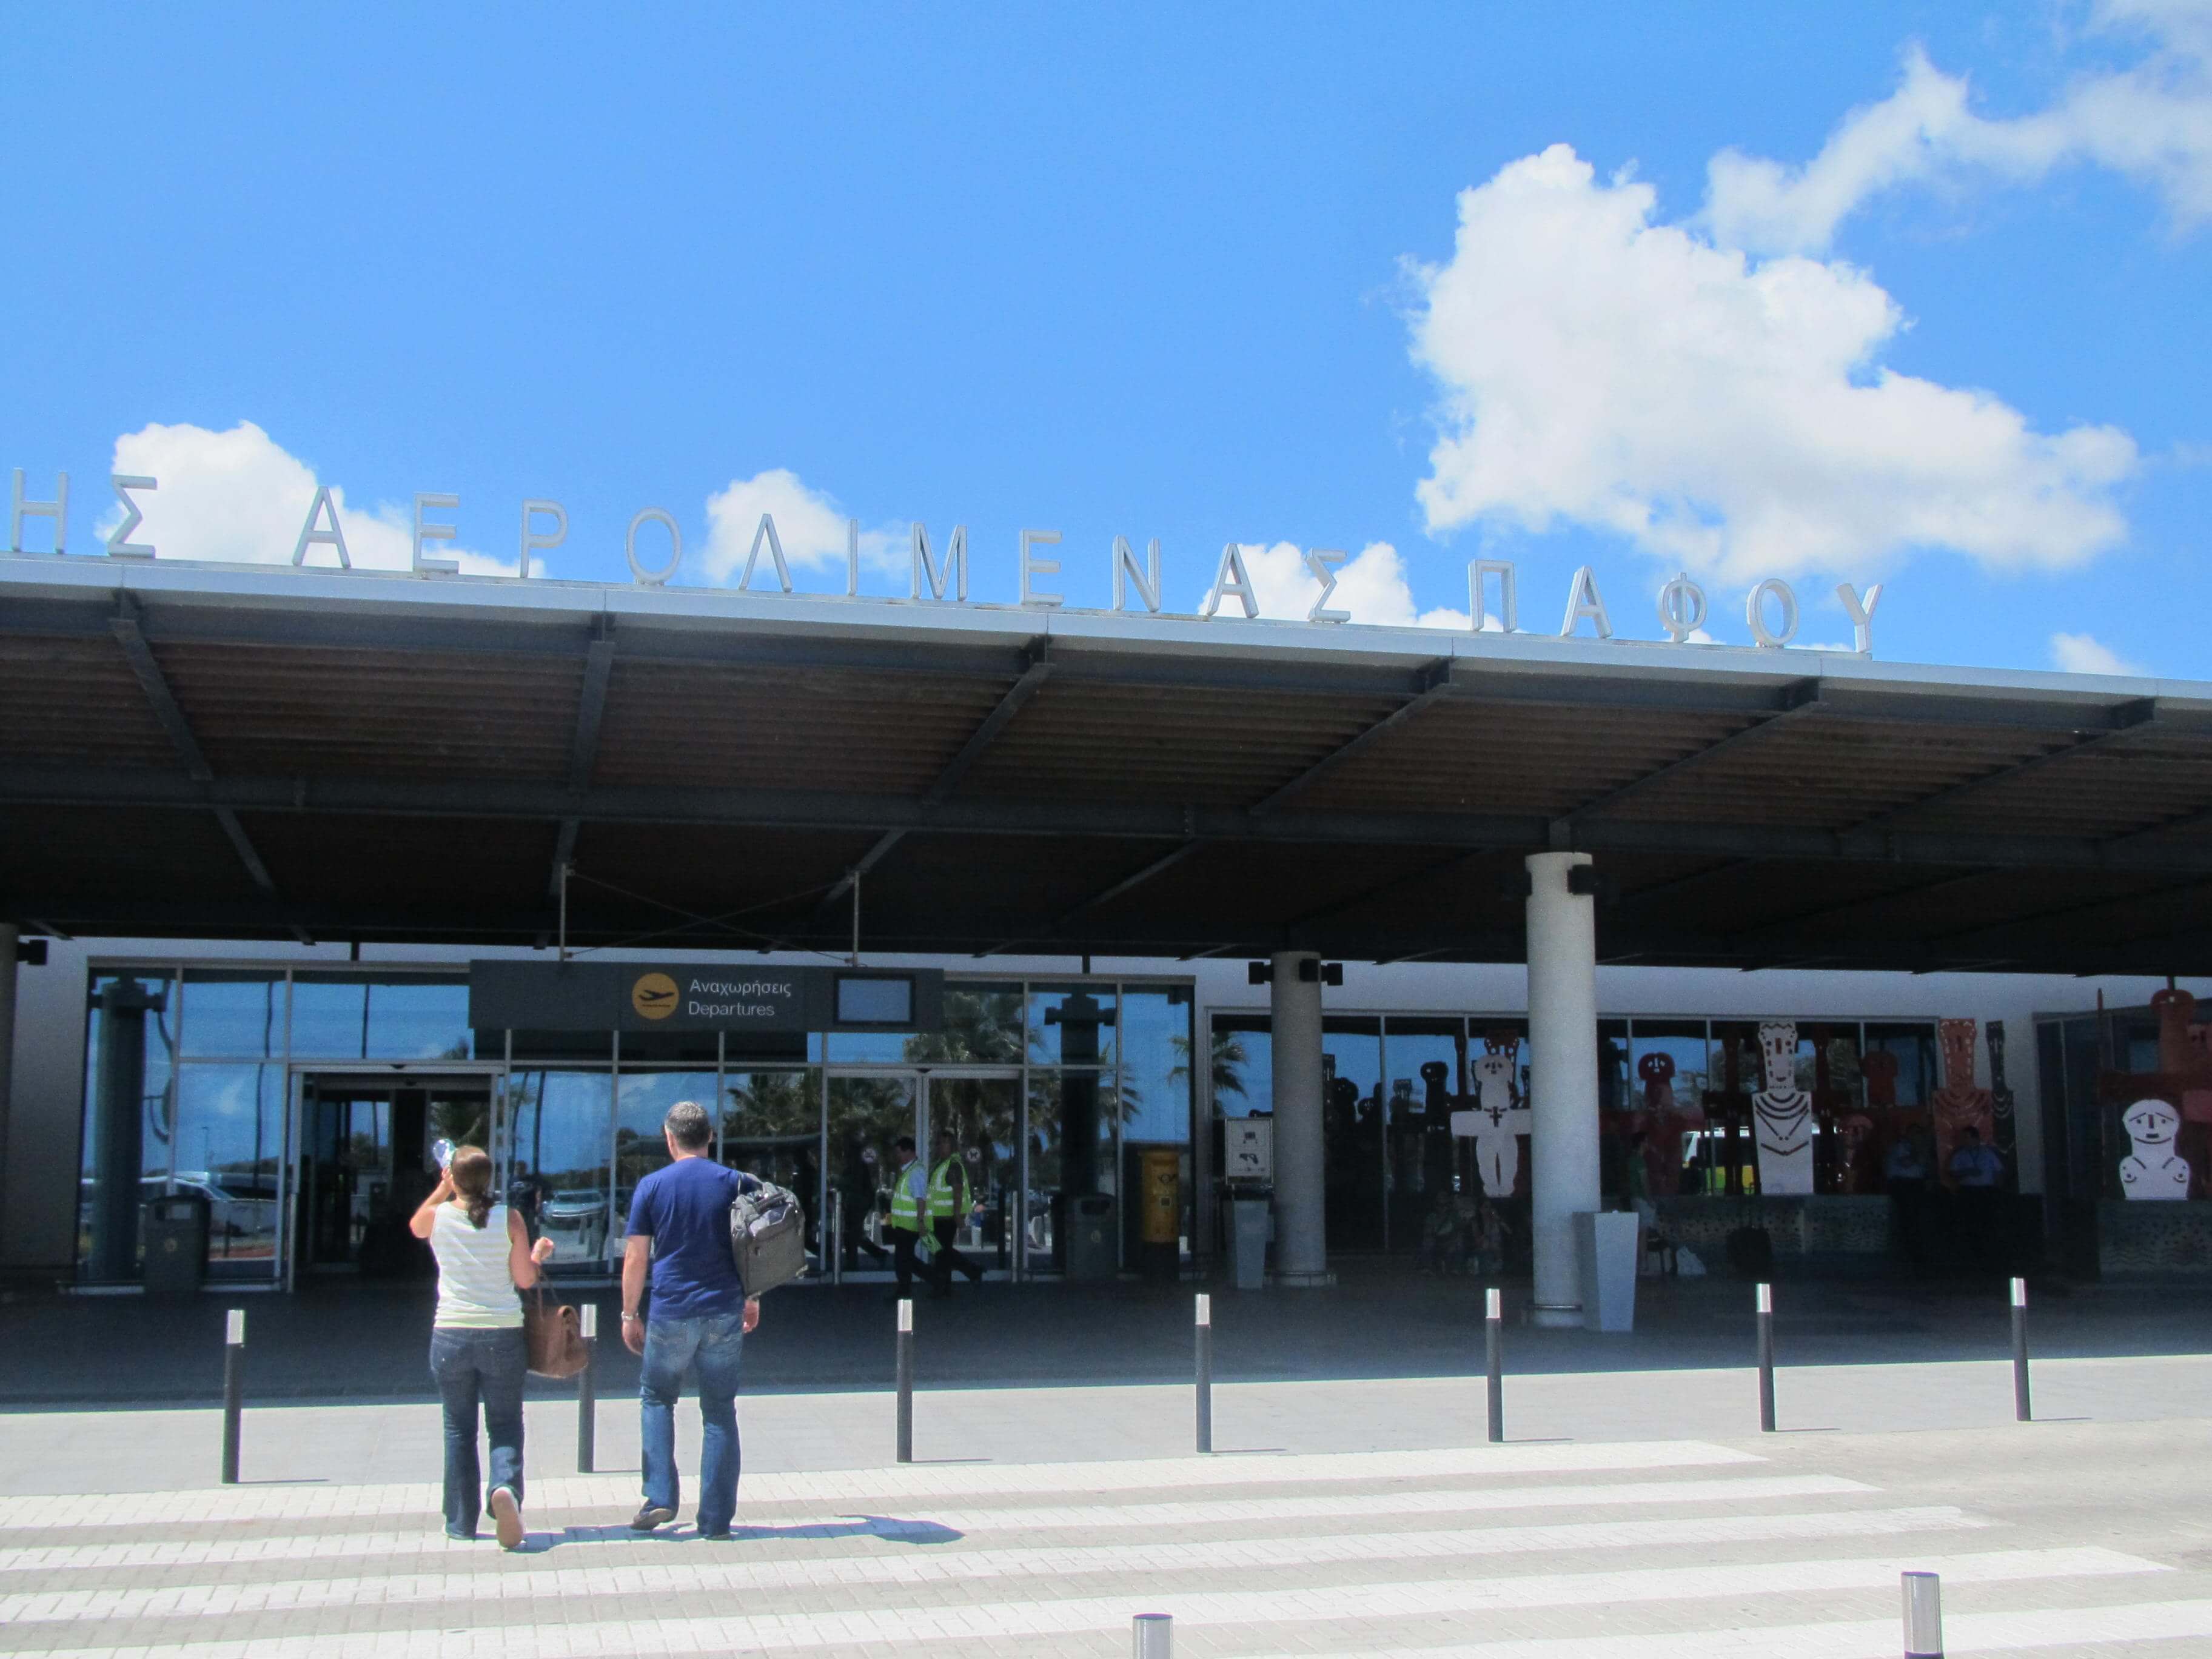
[0,923,14,1216]
[1526,853,1600,1327]
[1269,950,1330,1285]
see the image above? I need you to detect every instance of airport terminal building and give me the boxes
[2,551,2207,1312]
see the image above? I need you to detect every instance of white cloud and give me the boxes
[2051,629,2151,675]
[1193,540,1472,628]
[102,421,518,576]
[1706,5,2212,255]
[699,468,905,588]
[1406,144,2138,583]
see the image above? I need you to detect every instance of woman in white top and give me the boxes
[409,1145,554,1547]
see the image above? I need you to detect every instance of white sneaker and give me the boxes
[489,1486,525,1551]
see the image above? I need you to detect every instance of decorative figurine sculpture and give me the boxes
[1635,1051,1701,1196]
[2119,1097,2191,1200]
[1463,1036,1530,1201]
[1838,1113,1877,1195]
[1986,1021,2017,1171]
[1750,1020,1815,1195]
[1930,1018,1996,1187]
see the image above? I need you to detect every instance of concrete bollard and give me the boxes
[2010,1278,2031,1423]
[1756,1282,1776,1433]
[1133,1612,1173,1657]
[1902,1570,1943,1657]
[1484,1287,1504,1445]
[896,1298,914,1464]
[577,1302,598,1473]
[1194,1293,1213,1455]
[220,1308,246,1485]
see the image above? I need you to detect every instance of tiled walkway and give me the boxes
[5,1430,2209,1658]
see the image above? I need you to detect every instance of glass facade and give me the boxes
[1208,1008,1947,1251]
[73,965,1196,1285]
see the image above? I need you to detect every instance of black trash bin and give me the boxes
[144,1191,210,1297]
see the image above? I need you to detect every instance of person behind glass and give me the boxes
[1948,1125,2006,1274]
[885,1134,947,1299]
[1884,1125,1932,1273]
[927,1128,987,1295]
[621,1101,762,1538]
[408,1144,554,1549]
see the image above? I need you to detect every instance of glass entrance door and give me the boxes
[296,1073,492,1276]
[925,1074,1021,1276]
[822,1070,1022,1279]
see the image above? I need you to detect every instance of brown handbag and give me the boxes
[523,1286,591,1379]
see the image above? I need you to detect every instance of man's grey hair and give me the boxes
[665,1099,712,1151]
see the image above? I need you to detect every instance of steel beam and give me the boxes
[808,643,1056,921]
[108,595,283,905]
[1845,699,2159,833]
[1248,659,1455,814]
[1548,679,1824,842]
[1054,842,1205,928]
[548,622,616,898]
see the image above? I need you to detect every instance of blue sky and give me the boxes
[3,3,2207,674]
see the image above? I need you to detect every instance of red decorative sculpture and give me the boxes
[1930,1017,1996,1188]
[1862,1049,1899,1109]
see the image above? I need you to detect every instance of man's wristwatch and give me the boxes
[621,1312,642,1324]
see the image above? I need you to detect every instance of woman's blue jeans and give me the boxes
[429,1326,526,1538]
[639,1311,746,1532]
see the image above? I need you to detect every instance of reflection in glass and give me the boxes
[292,974,472,1061]
[930,1075,1021,1272]
[175,1064,284,1276]
[1118,988,1193,1145]
[505,1070,615,1272]
[79,973,178,1280]
[181,972,284,1059]
[1629,1020,1713,1195]
[1382,1017,1462,1252]
[1865,1024,1937,1108]
[826,1073,916,1273]
[1205,1017,1270,1119]
[1322,1018,1384,1250]
[909,984,1022,1065]
[1028,985,1119,1068]
[614,1070,714,1261]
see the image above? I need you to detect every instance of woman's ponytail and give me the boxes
[449,1145,495,1229]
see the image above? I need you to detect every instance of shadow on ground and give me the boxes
[3,1261,2208,1409]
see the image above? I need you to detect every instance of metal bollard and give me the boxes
[2010,1277,2031,1423]
[1484,1287,1504,1444]
[1194,1293,1213,1455]
[896,1298,914,1464]
[1902,1570,1943,1658]
[1133,1612,1173,1657]
[577,1302,598,1473]
[220,1308,246,1485]
[1756,1282,1776,1433]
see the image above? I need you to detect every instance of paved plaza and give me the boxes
[4,1275,2212,1654]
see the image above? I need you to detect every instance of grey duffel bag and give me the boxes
[729,1180,808,1296]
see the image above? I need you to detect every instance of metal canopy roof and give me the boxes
[6,555,2212,974]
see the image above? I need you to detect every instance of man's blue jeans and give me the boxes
[639,1310,747,1532]
[429,1327,526,1539]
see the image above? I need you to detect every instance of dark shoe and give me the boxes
[444,1528,476,1541]
[696,1525,732,1540]
[631,1504,677,1532]
[489,1486,525,1551]
[930,1282,953,1299]
[966,1264,984,1284]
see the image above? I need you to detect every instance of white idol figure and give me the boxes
[1751,1020,1814,1196]
[2119,1098,2191,1201]
[1467,1049,1530,1200]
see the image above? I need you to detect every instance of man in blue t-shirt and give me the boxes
[621,1099,762,1537]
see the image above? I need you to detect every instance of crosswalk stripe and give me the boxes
[1247,1597,2212,1658]
[0,1438,1761,1530]
[16,1546,2161,1657]
[0,1505,1990,1623]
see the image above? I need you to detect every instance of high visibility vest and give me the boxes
[928,1156,964,1221]
[889,1161,924,1232]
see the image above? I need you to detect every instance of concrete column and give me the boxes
[1269,950,1329,1284]
[0,923,14,1218]
[1526,853,1600,1328]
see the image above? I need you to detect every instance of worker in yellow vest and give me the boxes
[928,1128,987,1291]
[885,1134,945,1299]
